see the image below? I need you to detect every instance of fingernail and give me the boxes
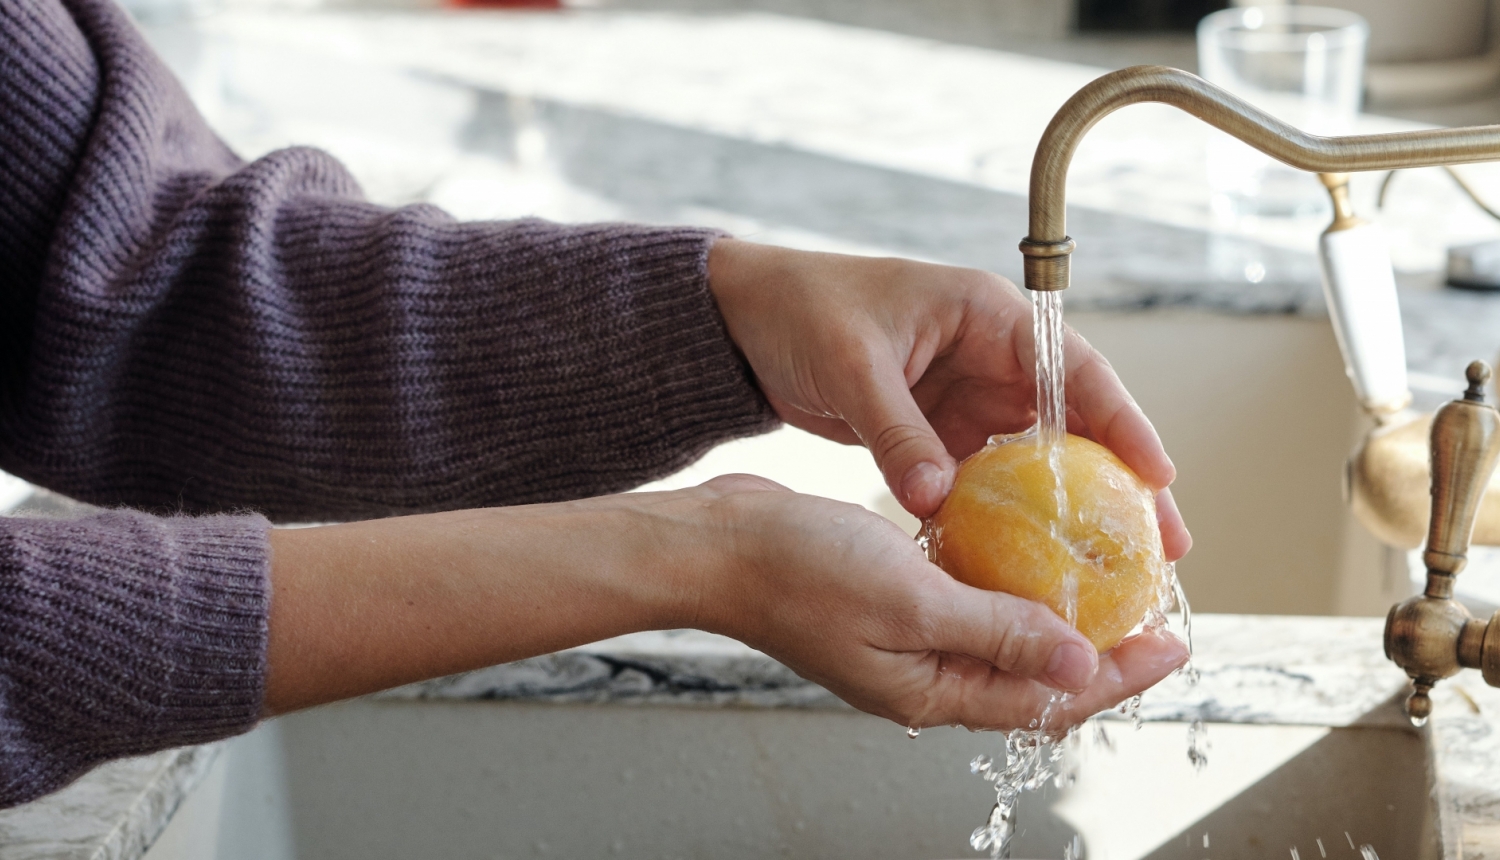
[1045,641,1097,691]
[901,462,952,507]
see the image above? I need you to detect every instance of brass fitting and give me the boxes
[1384,362,1500,723]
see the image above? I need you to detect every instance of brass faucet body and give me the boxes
[1018,65,1500,293]
[1385,363,1500,720]
[1019,67,1500,718]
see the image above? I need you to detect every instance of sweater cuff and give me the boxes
[0,510,269,807]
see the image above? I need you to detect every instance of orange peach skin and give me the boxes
[925,433,1169,652]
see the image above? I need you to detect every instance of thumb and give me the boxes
[922,582,1099,692]
[838,358,956,518]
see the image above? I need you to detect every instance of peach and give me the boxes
[925,432,1169,652]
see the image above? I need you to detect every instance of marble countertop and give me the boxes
[396,614,1497,860]
[0,745,218,860]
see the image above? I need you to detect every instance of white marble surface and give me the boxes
[0,745,218,860]
[382,616,1414,727]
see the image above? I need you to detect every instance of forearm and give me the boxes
[263,490,718,714]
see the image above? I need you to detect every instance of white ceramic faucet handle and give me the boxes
[1317,175,1411,417]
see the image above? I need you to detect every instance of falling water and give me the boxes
[961,291,1078,858]
[1033,290,1068,445]
[964,289,1211,857]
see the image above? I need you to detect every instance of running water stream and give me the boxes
[965,289,1201,858]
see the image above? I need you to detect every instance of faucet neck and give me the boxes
[1021,65,1500,293]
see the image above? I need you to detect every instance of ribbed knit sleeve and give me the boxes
[0,0,778,807]
[0,510,269,807]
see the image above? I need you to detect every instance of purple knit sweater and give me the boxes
[0,0,777,806]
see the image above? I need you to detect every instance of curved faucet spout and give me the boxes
[1022,65,1500,292]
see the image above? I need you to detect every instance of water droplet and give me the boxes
[1359,846,1380,860]
[1187,719,1210,771]
[1410,714,1429,728]
[906,726,920,739]
[1345,832,1356,850]
[1205,834,1211,848]
[832,516,845,525]
[1315,837,1326,857]
[969,754,993,774]
[1290,848,1300,860]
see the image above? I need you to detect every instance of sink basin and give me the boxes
[142,616,1446,860]
[160,700,1437,860]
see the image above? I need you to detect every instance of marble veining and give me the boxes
[0,745,218,860]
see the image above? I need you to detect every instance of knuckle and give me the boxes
[869,421,933,465]
[700,473,786,495]
[987,600,1052,673]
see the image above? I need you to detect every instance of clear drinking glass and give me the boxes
[1198,5,1368,223]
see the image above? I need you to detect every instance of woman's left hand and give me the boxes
[707,238,1190,561]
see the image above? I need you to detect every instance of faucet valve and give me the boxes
[1385,361,1500,723]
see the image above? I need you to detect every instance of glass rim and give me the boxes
[1198,5,1369,51]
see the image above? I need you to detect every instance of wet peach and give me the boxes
[925,432,1168,652]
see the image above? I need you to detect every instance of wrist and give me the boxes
[656,475,785,643]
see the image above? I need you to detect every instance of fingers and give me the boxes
[835,356,957,519]
[1065,337,1176,491]
[1155,488,1192,562]
[1047,631,1191,727]
[913,629,1189,732]
[919,582,1099,692]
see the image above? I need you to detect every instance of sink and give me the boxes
[144,617,1446,860]
[160,698,1437,860]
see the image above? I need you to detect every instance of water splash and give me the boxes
[968,697,1074,858]
[1170,568,1198,685]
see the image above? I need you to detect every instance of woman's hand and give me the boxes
[691,475,1190,732]
[265,476,1187,731]
[707,239,1190,561]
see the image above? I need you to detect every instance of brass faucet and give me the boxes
[1385,362,1500,722]
[1019,65,1500,719]
[1018,65,1500,294]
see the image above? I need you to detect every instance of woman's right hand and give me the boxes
[688,475,1190,732]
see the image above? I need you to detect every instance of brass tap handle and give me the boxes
[1386,361,1500,723]
[1424,362,1500,578]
